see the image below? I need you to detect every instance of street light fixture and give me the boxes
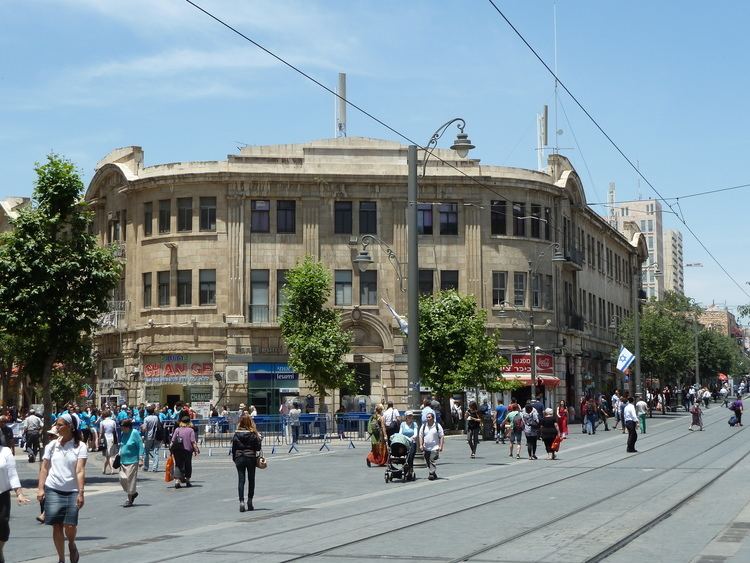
[407,118,474,408]
[351,234,406,293]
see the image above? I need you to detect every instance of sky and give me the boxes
[1,0,749,316]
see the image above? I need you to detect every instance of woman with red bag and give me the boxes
[556,400,569,438]
[539,408,561,460]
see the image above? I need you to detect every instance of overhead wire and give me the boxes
[485,0,750,301]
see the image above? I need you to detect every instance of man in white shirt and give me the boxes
[611,391,621,429]
[22,409,43,463]
[382,401,401,439]
[418,412,444,480]
[623,396,639,453]
[635,394,649,434]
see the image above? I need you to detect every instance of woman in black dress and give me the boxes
[465,401,481,459]
[539,408,561,460]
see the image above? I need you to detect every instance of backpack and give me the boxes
[154,419,165,442]
[367,417,381,440]
[729,415,738,427]
[513,413,525,431]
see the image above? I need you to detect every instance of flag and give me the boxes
[382,299,408,335]
[616,345,635,372]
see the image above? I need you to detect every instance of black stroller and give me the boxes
[385,433,416,482]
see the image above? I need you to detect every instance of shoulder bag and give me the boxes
[256,450,267,469]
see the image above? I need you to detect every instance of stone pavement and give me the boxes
[6,402,750,562]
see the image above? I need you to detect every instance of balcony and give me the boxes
[98,300,127,330]
[561,247,584,271]
[109,242,126,260]
[566,313,584,332]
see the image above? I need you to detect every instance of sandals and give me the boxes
[70,545,80,563]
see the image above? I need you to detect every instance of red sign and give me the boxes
[505,353,555,375]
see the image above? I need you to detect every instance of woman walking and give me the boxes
[507,404,523,459]
[465,401,481,459]
[398,411,419,472]
[539,408,561,460]
[170,415,199,488]
[37,414,87,563]
[556,400,569,438]
[366,405,387,467]
[118,419,143,507]
[0,442,30,561]
[231,414,262,512]
[521,403,540,460]
[100,410,118,475]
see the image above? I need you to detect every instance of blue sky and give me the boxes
[1,0,748,315]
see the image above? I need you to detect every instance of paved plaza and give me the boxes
[8,404,750,562]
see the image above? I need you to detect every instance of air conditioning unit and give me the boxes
[225,365,246,383]
[112,367,126,381]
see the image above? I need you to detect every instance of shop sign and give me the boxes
[188,385,213,402]
[504,354,555,375]
[143,354,213,384]
[248,363,298,383]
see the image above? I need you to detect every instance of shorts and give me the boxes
[43,487,80,526]
[510,429,523,444]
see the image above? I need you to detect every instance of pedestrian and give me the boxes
[37,414,87,563]
[0,418,14,456]
[539,408,561,460]
[100,409,118,475]
[141,405,162,472]
[22,409,43,463]
[597,396,611,431]
[335,405,347,439]
[688,402,703,431]
[556,400,569,438]
[430,396,442,425]
[619,391,630,434]
[288,402,301,444]
[507,404,524,459]
[720,385,729,407]
[465,401,481,459]
[730,396,744,427]
[0,438,30,561]
[118,418,144,507]
[418,412,444,480]
[635,394,649,433]
[398,411,419,472]
[623,396,638,453]
[579,396,588,433]
[365,405,387,468]
[231,413,263,512]
[382,401,401,439]
[522,403,540,460]
[89,408,100,453]
[584,399,597,435]
[494,400,508,444]
[170,415,199,488]
[450,399,462,431]
[420,398,435,424]
[702,387,711,409]
[611,390,621,429]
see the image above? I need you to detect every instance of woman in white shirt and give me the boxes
[99,410,118,475]
[0,444,29,562]
[37,413,87,563]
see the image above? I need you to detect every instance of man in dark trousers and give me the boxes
[623,396,639,453]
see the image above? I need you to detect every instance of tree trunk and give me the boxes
[41,349,56,432]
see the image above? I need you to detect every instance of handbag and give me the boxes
[551,435,562,452]
[112,454,121,469]
[256,451,268,469]
[165,455,174,482]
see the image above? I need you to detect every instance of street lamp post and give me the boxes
[631,262,661,396]
[406,119,474,408]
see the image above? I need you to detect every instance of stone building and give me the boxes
[0,197,30,233]
[85,138,647,413]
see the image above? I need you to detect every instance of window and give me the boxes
[359,201,377,235]
[250,270,269,321]
[177,198,192,232]
[417,204,433,235]
[440,270,459,291]
[142,273,152,308]
[531,273,542,308]
[199,269,216,305]
[277,200,296,234]
[544,275,553,310]
[544,207,552,240]
[334,201,352,234]
[439,203,458,235]
[158,200,170,234]
[492,272,507,306]
[334,270,352,305]
[157,271,170,307]
[143,203,153,237]
[177,270,192,306]
[513,203,526,236]
[251,200,270,233]
[199,197,216,231]
[360,270,377,305]
[530,204,542,238]
[276,270,288,317]
[491,201,507,235]
[419,269,434,295]
[513,272,526,307]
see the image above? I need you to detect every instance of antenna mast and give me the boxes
[336,73,347,137]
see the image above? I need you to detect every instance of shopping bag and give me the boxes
[165,455,174,482]
[551,435,562,452]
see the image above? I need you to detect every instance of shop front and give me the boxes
[142,353,215,407]
[248,362,299,414]
[500,353,559,405]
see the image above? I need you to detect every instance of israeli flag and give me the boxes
[382,299,408,335]
[616,345,636,372]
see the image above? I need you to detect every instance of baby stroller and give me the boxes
[385,433,416,483]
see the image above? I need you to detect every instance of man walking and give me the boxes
[623,396,639,453]
[22,409,43,462]
[382,401,401,439]
[495,400,508,444]
[141,405,162,472]
[418,412,444,480]
[635,394,648,434]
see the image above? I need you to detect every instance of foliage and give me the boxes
[0,155,121,424]
[50,368,86,407]
[279,256,354,399]
[418,290,511,397]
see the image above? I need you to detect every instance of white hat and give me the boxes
[405,410,414,416]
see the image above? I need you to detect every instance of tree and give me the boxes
[419,290,511,398]
[279,256,354,408]
[0,155,121,425]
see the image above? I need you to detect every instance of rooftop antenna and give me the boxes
[336,72,347,137]
[553,1,560,154]
[608,182,617,229]
[537,104,548,171]
[636,159,642,200]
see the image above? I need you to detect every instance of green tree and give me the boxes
[0,155,121,425]
[419,290,511,398]
[279,256,354,408]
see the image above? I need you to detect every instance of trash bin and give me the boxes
[481,416,495,441]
